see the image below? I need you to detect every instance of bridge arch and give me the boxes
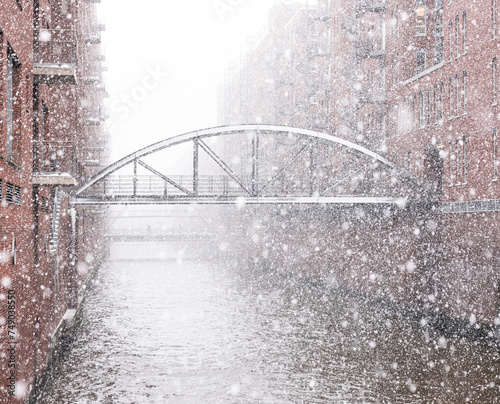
[72,124,428,205]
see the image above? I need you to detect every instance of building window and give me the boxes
[449,77,453,118]
[6,47,20,163]
[463,11,467,54]
[413,93,417,131]
[449,140,454,186]
[455,15,460,57]
[396,52,400,85]
[41,196,49,212]
[439,81,444,123]
[14,186,21,205]
[433,84,438,124]
[419,90,425,128]
[395,104,399,136]
[417,49,426,74]
[6,183,14,204]
[428,86,432,126]
[0,180,3,200]
[494,0,498,40]
[435,1,444,63]
[6,50,14,162]
[463,71,468,114]
[391,55,395,87]
[463,136,468,185]
[449,20,453,60]
[494,57,498,105]
[417,2,426,36]
[402,98,408,134]
[434,39,444,65]
[41,102,49,142]
[405,98,409,134]
[456,74,460,116]
[456,138,461,186]
[396,4,400,38]
[494,128,499,180]
[435,1,444,34]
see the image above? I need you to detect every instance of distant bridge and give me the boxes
[105,232,212,242]
[71,125,432,206]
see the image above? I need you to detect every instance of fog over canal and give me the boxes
[35,241,500,403]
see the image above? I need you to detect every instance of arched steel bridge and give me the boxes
[71,125,432,206]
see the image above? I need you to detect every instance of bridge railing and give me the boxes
[89,172,399,200]
[71,125,431,205]
[100,175,250,198]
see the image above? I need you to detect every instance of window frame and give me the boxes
[449,76,454,118]
[494,0,498,40]
[463,11,467,54]
[419,90,425,128]
[494,127,499,181]
[14,185,21,206]
[493,57,498,106]
[427,85,432,126]
[463,71,468,114]
[6,182,14,204]
[416,3,427,37]
[449,19,453,60]
[413,93,417,131]
[6,50,14,162]
[417,49,426,74]
[463,136,468,186]
[449,139,454,187]
[439,81,445,123]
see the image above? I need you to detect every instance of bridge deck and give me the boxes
[74,196,405,206]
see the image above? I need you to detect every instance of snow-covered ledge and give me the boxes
[33,63,77,85]
[33,172,78,186]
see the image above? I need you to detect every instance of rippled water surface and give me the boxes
[37,243,500,403]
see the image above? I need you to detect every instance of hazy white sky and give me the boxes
[98,1,312,161]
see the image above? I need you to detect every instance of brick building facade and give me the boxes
[0,0,108,401]
[219,1,500,333]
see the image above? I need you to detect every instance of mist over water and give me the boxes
[35,241,500,403]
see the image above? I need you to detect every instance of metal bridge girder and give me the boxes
[71,124,429,206]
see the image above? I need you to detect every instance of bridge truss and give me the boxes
[72,125,429,206]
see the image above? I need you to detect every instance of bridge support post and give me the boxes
[193,138,199,198]
[309,141,314,196]
[133,158,138,197]
[251,131,259,196]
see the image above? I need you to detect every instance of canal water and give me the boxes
[36,242,500,403]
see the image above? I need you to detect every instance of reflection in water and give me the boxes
[36,243,500,403]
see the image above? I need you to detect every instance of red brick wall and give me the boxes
[218,0,500,333]
[0,0,108,401]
